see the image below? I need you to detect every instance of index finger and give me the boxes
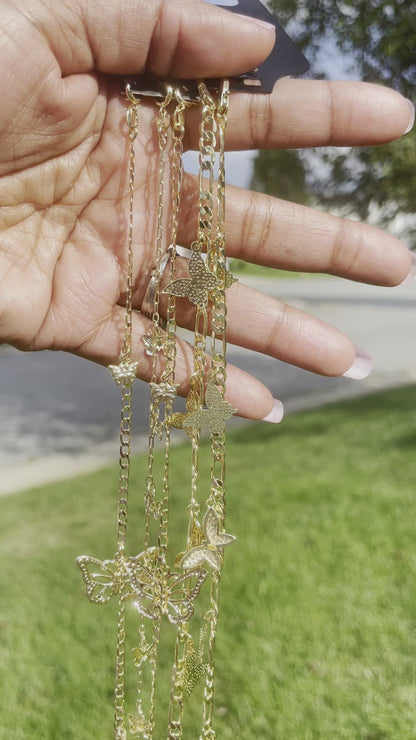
[185,79,413,150]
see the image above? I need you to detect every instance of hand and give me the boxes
[0,0,413,422]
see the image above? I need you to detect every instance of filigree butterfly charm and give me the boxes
[76,548,159,605]
[132,626,153,669]
[145,479,162,519]
[127,712,151,737]
[180,508,236,571]
[183,383,237,435]
[142,330,165,357]
[162,250,220,307]
[132,567,208,624]
[109,360,139,386]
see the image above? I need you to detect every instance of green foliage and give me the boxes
[274,0,415,93]
[1,385,416,737]
[251,148,311,205]
[255,0,416,240]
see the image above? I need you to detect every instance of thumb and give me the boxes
[47,0,276,79]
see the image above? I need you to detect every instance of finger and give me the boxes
[76,308,276,422]
[178,176,413,287]
[223,281,358,378]
[155,264,357,378]
[40,0,275,79]
[184,78,413,149]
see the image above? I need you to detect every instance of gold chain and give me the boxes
[76,81,233,740]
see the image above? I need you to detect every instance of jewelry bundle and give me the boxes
[77,79,237,739]
[74,3,309,735]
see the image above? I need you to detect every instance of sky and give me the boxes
[185,2,360,190]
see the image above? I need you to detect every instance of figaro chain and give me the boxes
[76,80,235,740]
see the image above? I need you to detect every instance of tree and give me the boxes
[252,0,416,242]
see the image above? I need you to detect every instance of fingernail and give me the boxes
[343,347,373,380]
[262,399,284,424]
[404,99,415,135]
[400,250,416,286]
[235,13,276,33]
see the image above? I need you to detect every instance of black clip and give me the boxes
[127,0,309,101]
[216,0,309,93]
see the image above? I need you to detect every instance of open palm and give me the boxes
[0,14,163,356]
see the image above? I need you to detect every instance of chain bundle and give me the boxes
[76,80,235,739]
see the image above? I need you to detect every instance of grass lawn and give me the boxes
[230,258,323,280]
[230,258,303,279]
[1,385,416,739]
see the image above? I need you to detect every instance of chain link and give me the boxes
[199,82,230,738]
[81,80,231,740]
[112,88,142,740]
[197,84,217,251]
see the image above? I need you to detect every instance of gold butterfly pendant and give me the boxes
[180,508,236,571]
[127,712,152,737]
[132,642,153,669]
[180,638,208,697]
[165,376,201,435]
[149,381,179,403]
[183,383,237,435]
[162,250,220,307]
[76,548,159,605]
[142,330,165,357]
[132,567,208,624]
[108,360,139,386]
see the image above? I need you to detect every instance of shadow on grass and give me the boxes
[392,431,416,448]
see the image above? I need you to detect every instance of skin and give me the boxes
[0,0,413,420]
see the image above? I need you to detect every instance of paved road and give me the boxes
[1,275,415,493]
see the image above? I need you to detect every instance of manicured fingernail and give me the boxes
[235,13,276,33]
[404,99,415,135]
[400,250,416,285]
[262,399,284,424]
[343,347,373,380]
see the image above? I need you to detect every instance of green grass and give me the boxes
[230,258,322,279]
[1,385,416,739]
[230,258,302,279]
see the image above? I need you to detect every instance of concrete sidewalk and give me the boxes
[2,370,414,498]
[1,275,415,497]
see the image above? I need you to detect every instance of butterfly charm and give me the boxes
[183,383,237,435]
[132,626,153,669]
[165,378,201,435]
[149,381,179,403]
[142,331,165,357]
[108,360,139,386]
[180,638,208,697]
[127,713,152,737]
[132,642,153,669]
[180,508,236,571]
[145,478,162,519]
[76,548,159,605]
[132,567,208,624]
[224,269,238,288]
[162,250,220,307]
